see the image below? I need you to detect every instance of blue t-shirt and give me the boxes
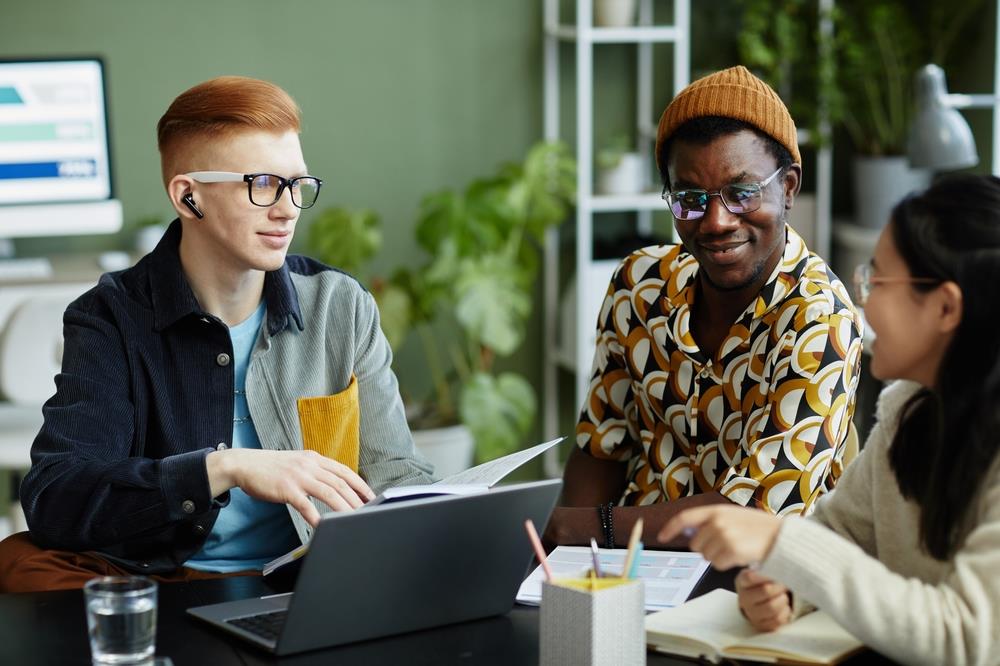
[186,302,300,572]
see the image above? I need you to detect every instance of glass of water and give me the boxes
[84,576,158,664]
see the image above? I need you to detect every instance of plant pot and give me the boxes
[594,0,637,27]
[852,156,931,230]
[596,153,645,195]
[411,423,475,479]
[135,225,168,255]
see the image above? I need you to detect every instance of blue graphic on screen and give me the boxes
[0,59,112,206]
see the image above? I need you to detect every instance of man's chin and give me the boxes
[699,267,759,293]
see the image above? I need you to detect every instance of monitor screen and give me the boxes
[0,57,121,239]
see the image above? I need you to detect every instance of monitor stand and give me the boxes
[0,239,53,280]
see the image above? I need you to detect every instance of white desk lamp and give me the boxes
[908,63,1000,174]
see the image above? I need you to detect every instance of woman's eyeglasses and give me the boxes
[852,262,941,306]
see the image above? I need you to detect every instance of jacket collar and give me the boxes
[147,219,303,335]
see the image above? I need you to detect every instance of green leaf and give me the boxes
[454,254,531,356]
[459,371,536,462]
[307,208,381,276]
[372,282,412,351]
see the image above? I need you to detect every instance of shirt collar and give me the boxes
[664,225,810,320]
[147,219,304,335]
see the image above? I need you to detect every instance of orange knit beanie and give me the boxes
[655,65,800,166]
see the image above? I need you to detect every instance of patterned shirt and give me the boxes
[576,226,862,515]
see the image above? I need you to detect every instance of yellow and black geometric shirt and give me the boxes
[576,226,863,516]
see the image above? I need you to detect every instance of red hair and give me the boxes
[157,76,301,180]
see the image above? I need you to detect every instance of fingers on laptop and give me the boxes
[312,454,375,502]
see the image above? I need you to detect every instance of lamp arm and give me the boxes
[945,93,998,110]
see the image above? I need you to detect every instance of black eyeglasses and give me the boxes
[662,166,783,221]
[186,171,323,209]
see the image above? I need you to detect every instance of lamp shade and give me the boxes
[908,64,979,170]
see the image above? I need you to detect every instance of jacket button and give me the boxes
[193,524,206,535]
[216,442,227,451]
[216,353,231,366]
[139,562,150,569]
[182,499,196,514]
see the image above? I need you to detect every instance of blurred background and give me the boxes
[0,0,995,535]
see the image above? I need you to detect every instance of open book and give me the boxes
[366,436,565,505]
[645,589,864,665]
[263,437,565,575]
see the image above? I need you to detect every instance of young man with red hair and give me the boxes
[0,76,433,592]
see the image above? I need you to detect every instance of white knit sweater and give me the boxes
[760,380,1000,666]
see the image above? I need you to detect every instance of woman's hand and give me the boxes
[657,505,782,570]
[736,568,792,632]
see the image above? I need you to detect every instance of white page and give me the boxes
[368,483,490,506]
[437,437,565,487]
[516,546,710,611]
[645,589,759,656]
[727,608,863,663]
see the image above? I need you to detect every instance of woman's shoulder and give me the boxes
[874,380,924,424]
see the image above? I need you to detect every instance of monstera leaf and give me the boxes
[454,254,531,357]
[459,371,536,462]
[371,281,412,351]
[307,208,381,276]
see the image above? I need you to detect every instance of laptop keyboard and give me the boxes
[225,609,287,642]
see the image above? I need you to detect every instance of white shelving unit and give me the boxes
[540,1,836,477]
[540,0,691,476]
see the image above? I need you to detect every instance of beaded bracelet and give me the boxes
[597,501,615,549]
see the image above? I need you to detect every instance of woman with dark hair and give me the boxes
[659,173,1000,665]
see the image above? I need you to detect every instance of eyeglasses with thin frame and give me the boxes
[852,261,942,307]
[662,166,784,221]
[186,171,323,209]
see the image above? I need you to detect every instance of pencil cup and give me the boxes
[539,578,645,666]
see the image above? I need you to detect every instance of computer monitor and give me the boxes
[0,57,122,268]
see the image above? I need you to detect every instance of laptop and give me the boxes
[187,478,561,656]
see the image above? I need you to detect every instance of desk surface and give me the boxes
[0,569,735,666]
[0,567,892,665]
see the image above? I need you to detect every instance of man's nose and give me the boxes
[698,195,740,234]
[271,186,298,218]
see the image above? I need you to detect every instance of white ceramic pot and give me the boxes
[596,153,645,195]
[135,225,168,255]
[852,156,931,229]
[411,423,475,479]
[594,0,637,27]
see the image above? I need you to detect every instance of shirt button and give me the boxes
[216,442,227,451]
[181,499,196,514]
[216,353,231,367]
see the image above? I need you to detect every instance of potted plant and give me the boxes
[737,0,833,142]
[595,135,646,196]
[831,0,983,228]
[308,141,576,473]
[594,0,637,28]
[133,214,168,255]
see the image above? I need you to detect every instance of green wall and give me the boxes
[0,0,553,422]
[2,0,997,453]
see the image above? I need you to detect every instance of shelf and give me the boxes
[550,347,577,372]
[546,24,682,44]
[586,192,664,212]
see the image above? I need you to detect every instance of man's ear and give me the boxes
[936,281,963,334]
[167,175,199,220]
[782,163,803,210]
